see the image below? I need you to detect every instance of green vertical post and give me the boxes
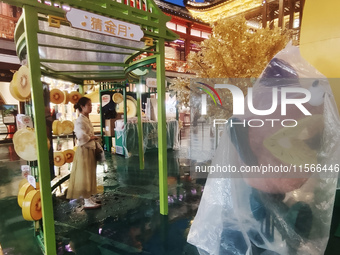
[175,93,179,121]
[156,38,168,215]
[137,79,144,170]
[123,86,127,124]
[23,5,56,255]
[99,90,103,138]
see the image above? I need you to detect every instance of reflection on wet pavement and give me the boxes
[0,127,207,255]
[54,148,204,255]
[0,144,42,254]
[2,125,340,254]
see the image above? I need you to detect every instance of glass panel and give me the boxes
[37,33,138,54]
[38,46,128,63]
[38,20,145,51]
[70,73,125,79]
[41,62,125,72]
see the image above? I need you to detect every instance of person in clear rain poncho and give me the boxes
[188,43,340,255]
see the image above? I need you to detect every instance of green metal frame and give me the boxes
[23,5,56,254]
[156,38,168,215]
[132,68,150,170]
[98,82,126,138]
[2,0,178,254]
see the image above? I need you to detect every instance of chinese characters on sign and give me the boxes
[146,78,157,88]
[66,8,144,41]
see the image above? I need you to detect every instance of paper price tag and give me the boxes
[21,165,30,178]
[27,175,36,189]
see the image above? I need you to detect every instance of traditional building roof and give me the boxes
[154,0,209,24]
[185,0,263,23]
[185,0,302,26]
[184,0,231,10]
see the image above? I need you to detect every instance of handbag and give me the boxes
[95,141,105,161]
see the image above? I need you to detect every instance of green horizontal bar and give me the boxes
[41,63,122,75]
[69,73,126,77]
[40,68,126,82]
[125,55,156,73]
[76,76,127,80]
[124,44,157,64]
[40,59,128,66]
[38,30,156,53]
[38,44,132,55]
[55,70,125,75]
[99,87,126,93]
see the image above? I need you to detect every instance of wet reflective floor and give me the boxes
[0,145,42,254]
[53,148,205,255]
[0,127,209,255]
[2,125,340,254]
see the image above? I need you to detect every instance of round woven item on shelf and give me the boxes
[16,65,31,98]
[17,182,35,207]
[69,91,82,104]
[13,128,50,160]
[47,138,51,150]
[18,178,29,190]
[63,149,75,163]
[13,128,37,161]
[52,120,63,136]
[63,90,69,104]
[50,88,65,104]
[9,72,27,101]
[117,99,137,118]
[22,190,42,221]
[116,98,137,118]
[112,93,123,104]
[11,65,31,100]
[54,151,66,166]
[61,120,74,135]
[12,127,25,147]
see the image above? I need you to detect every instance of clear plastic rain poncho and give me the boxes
[187,43,340,255]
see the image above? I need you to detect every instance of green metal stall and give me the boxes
[2,0,178,254]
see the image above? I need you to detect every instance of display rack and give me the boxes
[3,0,178,254]
[98,82,127,153]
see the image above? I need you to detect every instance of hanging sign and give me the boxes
[145,78,167,88]
[146,78,157,88]
[66,8,144,42]
[21,165,30,178]
[27,175,37,189]
[102,95,111,107]
[16,114,33,130]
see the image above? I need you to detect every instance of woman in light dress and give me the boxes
[66,97,101,209]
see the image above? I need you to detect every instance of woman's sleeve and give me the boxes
[74,118,91,145]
